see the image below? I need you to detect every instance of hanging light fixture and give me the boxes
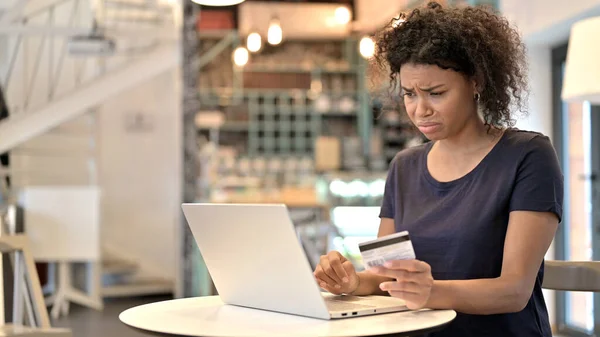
[246,32,262,53]
[232,46,249,67]
[562,16,600,104]
[334,6,351,25]
[267,17,283,46]
[191,0,245,6]
[359,36,375,59]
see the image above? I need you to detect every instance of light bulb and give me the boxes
[191,0,245,6]
[335,6,351,25]
[247,32,261,53]
[359,36,375,59]
[232,46,249,67]
[268,18,283,45]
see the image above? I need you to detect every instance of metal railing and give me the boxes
[0,0,176,197]
[0,0,174,116]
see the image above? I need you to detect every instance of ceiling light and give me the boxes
[267,18,283,45]
[247,32,261,53]
[232,46,249,67]
[335,6,351,25]
[191,0,245,6]
[359,36,375,59]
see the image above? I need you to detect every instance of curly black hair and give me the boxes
[374,1,528,128]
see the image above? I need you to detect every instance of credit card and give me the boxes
[358,231,416,269]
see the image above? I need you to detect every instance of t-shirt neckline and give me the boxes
[422,128,511,190]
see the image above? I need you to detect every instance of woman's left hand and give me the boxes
[368,259,434,310]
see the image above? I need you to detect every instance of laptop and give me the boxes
[181,203,409,320]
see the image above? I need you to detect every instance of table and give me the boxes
[119,296,457,337]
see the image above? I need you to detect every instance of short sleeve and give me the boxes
[379,157,399,219]
[509,135,564,222]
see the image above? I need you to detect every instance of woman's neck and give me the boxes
[435,118,503,156]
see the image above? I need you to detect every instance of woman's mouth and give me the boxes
[417,122,442,134]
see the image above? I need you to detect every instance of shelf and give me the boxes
[243,64,357,74]
[319,112,357,117]
[197,30,237,39]
[321,170,388,180]
[197,121,249,131]
[198,89,362,99]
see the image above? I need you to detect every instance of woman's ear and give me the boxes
[471,72,485,94]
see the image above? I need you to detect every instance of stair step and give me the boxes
[102,278,173,298]
[102,258,138,275]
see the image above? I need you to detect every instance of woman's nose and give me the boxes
[415,96,433,118]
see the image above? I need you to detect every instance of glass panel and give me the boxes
[563,95,595,332]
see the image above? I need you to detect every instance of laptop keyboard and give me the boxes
[325,299,376,312]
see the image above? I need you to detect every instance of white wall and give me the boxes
[513,47,552,136]
[98,68,181,279]
[502,0,600,46]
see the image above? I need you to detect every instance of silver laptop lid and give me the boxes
[181,203,330,319]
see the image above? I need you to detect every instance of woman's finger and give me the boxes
[314,265,341,290]
[320,280,344,295]
[328,254,349,283]
[320,255,343,285]
[384,260,431,273]
[379,280,420,294]
[368,266,413,281]
[342,260,357,280]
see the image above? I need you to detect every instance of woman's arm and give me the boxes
[376,210,558,314]
[426,210,558,314]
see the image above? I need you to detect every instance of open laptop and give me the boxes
[181,203,409,320]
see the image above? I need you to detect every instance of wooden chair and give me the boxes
[543,260,600,292]
[0,234,72,336]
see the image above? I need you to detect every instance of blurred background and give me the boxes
[0,0,599,336]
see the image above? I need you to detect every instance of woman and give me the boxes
[314,2,563,337]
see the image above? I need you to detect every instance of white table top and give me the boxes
[119,296,457,337]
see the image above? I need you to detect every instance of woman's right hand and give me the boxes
[313,251,360,295]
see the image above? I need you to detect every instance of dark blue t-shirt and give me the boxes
[379,129,563,337]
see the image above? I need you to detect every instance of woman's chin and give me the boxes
[421,131,446,141]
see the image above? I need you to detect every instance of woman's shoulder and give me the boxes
[389,142,430,169]
[500,128,557,159]
[503,128,552,147]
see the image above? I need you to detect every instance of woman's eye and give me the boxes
[403,92,414,97]
[430,92,445,96]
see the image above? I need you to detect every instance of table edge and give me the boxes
[120,308,457,337]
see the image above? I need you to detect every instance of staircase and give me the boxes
[0,42,179,154]
[0,0,180,306]
[102,249,173,298]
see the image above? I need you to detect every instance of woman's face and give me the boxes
[399,63,477,141]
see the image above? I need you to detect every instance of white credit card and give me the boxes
[358,231,416,269]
